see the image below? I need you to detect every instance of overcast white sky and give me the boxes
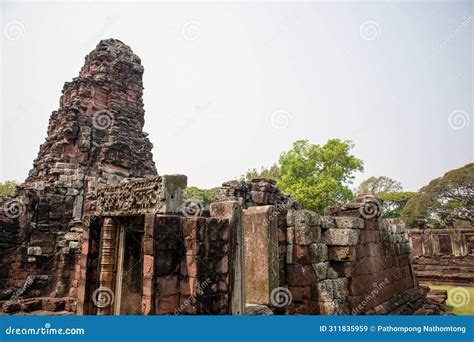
[1,0,472,191]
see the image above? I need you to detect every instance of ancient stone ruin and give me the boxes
[0,39,450,315]
[408,227,474,285]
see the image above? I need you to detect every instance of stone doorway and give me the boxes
[113,217,144,315]
[94,216,145,315]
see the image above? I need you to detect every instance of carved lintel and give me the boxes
[95,175,187,217]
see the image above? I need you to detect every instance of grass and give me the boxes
[429,284,474,315]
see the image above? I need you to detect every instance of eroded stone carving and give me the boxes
[96,175,187,216]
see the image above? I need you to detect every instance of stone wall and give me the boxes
[279,202,419,314]
[408,227,474,285]
[153,216,231,315]
[215,181,448,315]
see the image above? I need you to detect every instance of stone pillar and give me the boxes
[97,217,118,315]
[76,225,89,315]
[210,201,245,315]
[142,213,156,315]
[243,206,279,306]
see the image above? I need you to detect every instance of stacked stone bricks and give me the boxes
[283,210,347,314]
[152,216,231,315]
[217,179,298,209]
[237,188,448,315]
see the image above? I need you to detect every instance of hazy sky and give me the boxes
[1,0,472,191]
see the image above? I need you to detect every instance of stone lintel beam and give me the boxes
[95,175,187,216]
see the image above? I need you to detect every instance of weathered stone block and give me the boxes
[328,246,356,261]
[27,246,42,256]
[334,217,364,229]
[289,286,312,301]
[327,267,339,279]
[293,245,310,264]
[157,276,179,296]
[309,243,328,263]
[287,264,317,286]
[182,218,206,240]
[69,241,81,249]
[287,209,321,227]
[294,224,319,245]
[317,279,334,301]
[332,278,349,299]
[210,201,239,218]
[245,304,274,315]
[312,262,329,280]
[64,232,81,241]
[155,251,180,275]
[318,299,339,315]
[322,229,359,246]
[66,187,79,196]
[156,294,179,314]
[321,216,336,229]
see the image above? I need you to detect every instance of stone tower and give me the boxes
[0,39,157,302]
[27,38,156,185]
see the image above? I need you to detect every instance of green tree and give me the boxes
[0,180,17,202]
[402,163,474,228]
[357,176,402,195]
[278,139,364,213]
[242,164,280,181]
[378,191,416,218]
[183,186,218,207]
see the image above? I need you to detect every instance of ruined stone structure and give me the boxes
[0,39,156,313]
[408,227,474,285]
[0,39,449,315]
[215,187,447,315]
